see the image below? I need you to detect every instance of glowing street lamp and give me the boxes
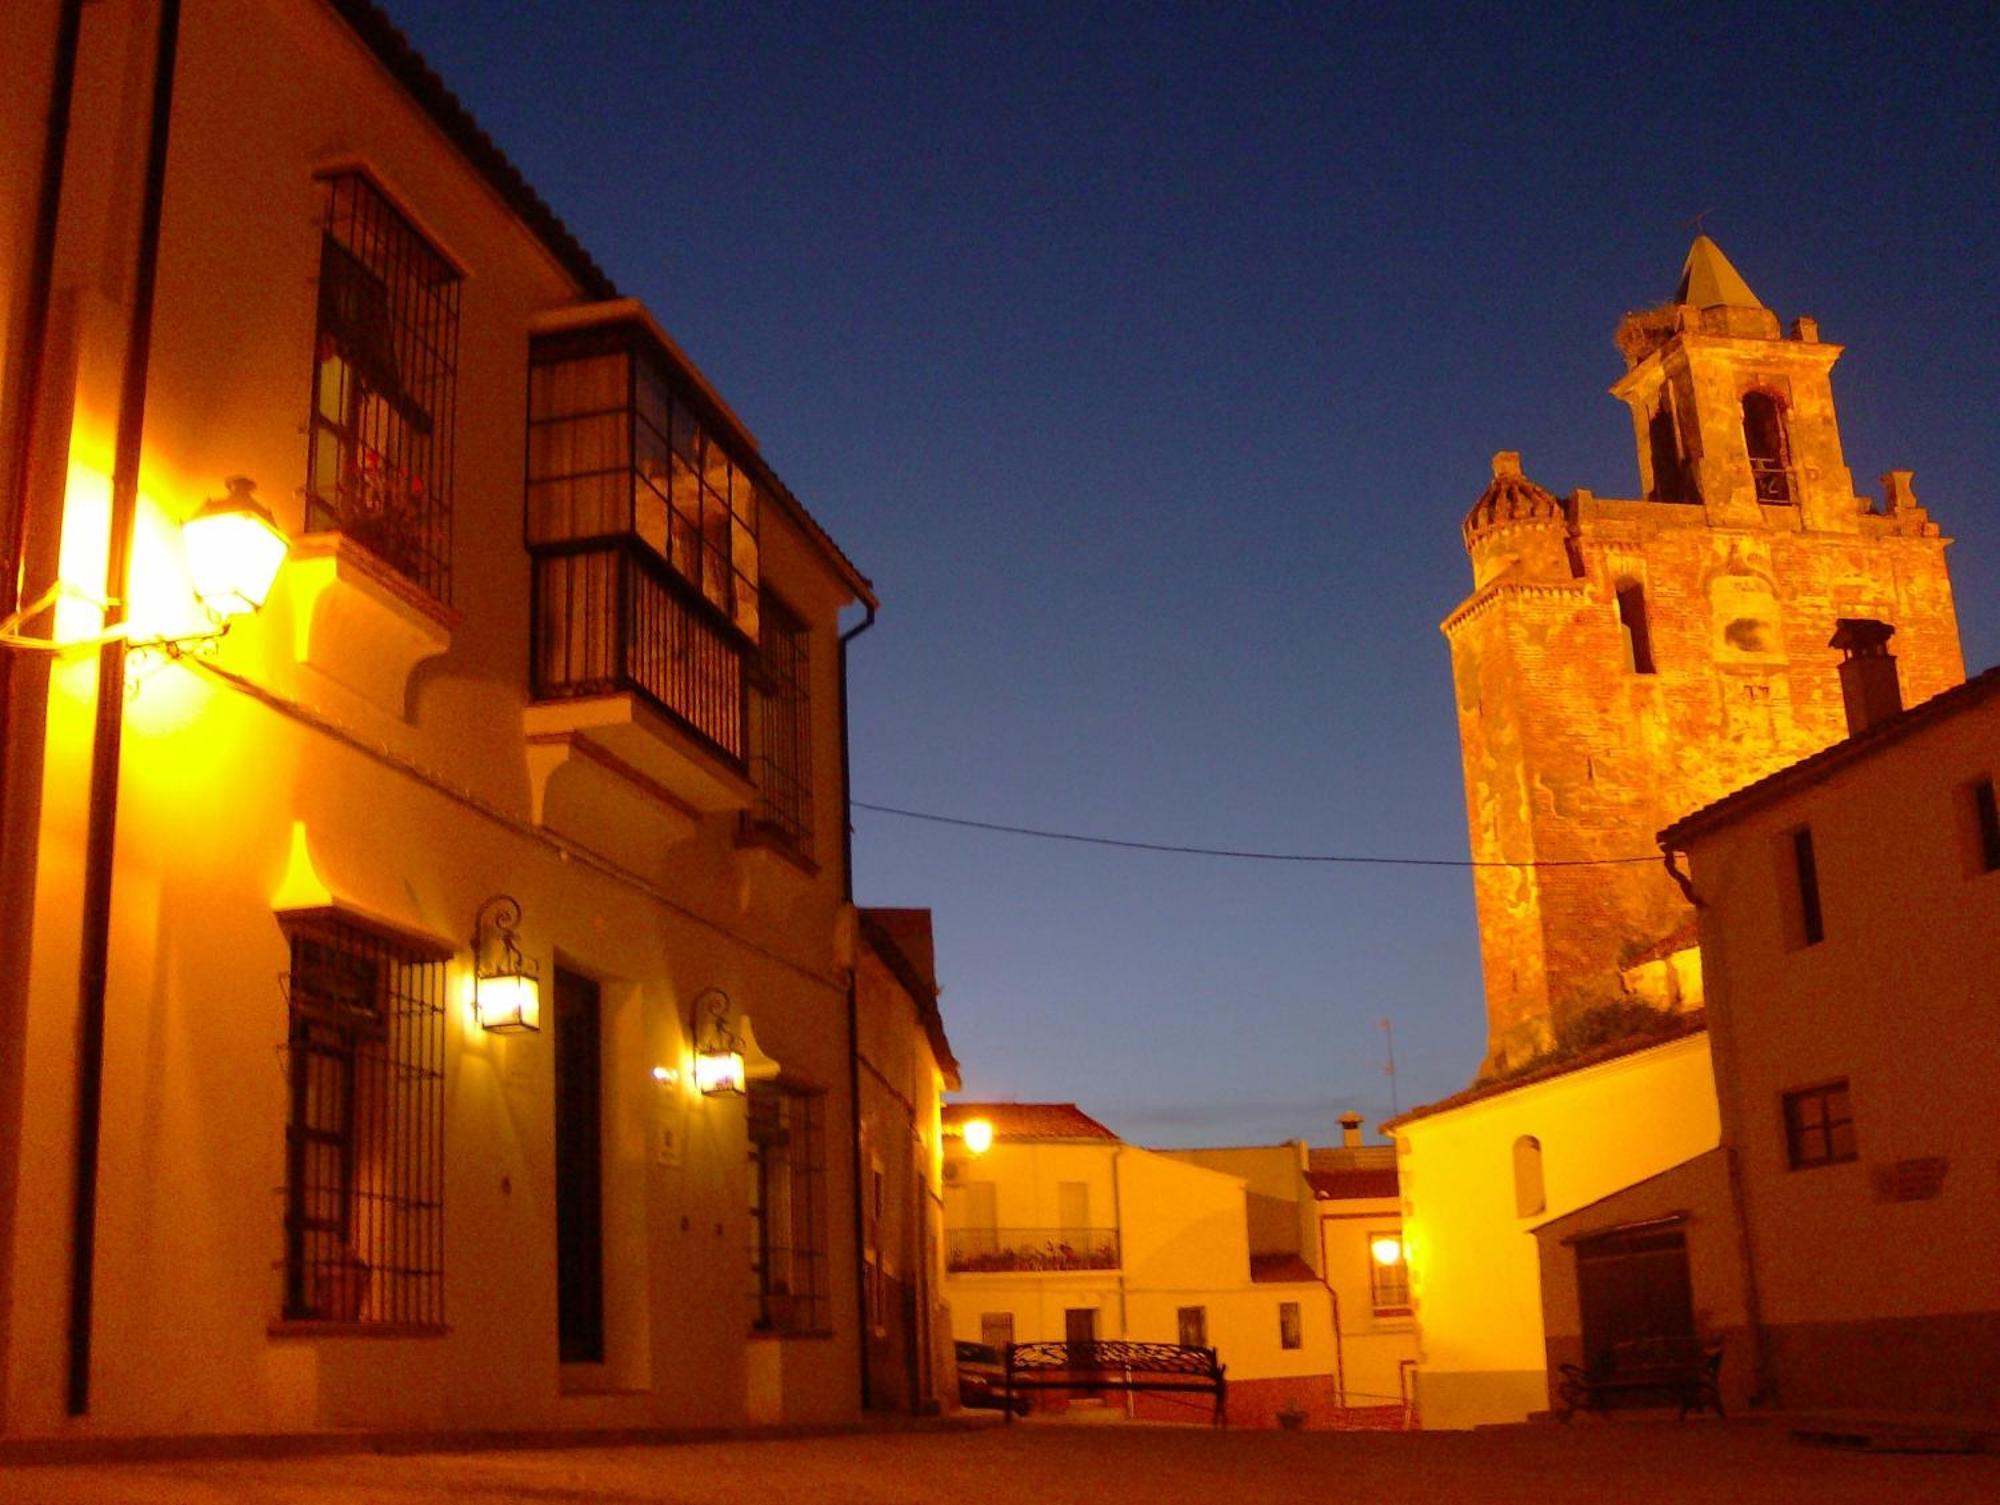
[471,894,540,1032]
[1370,1235,1404,1267]
[691,988,747,1096]
[182,475,288,618]
[960,1117,995,1156]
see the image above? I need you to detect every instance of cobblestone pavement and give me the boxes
[5,1418,1996,1504]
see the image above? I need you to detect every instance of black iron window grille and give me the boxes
[527,324,762,761]
[306,173,461,603]
[746,593,813,858]
[1783,1080,1856,1170]
[748,1083,828,1334]
[279,915,447,1329]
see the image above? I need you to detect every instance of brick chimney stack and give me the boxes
[1339,1112,1364,1149]
[1830,619,1903,737]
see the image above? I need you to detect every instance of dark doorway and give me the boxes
[553,967,604,1364]
[1065,1306,1099,1389]
[1576,1223,1695,1391]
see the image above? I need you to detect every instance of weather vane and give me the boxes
[1684,207,1717,236]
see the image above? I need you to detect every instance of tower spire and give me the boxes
[1674,235,1764,310]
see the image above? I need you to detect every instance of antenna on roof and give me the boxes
[1683,207,1717,236]
[1379,1017,1399,1117]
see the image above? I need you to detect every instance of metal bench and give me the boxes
[1557,1336,1724,1420]
[1003,1340,1227,1426]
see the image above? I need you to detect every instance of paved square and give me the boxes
[5,1420,1996,1504]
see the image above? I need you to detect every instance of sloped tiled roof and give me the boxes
[1383,1010,1709,1132]
[331,2,874,605]
[944,1102,1120,1142]
[1305,1168,1400,1201]
[1249,1254,1320,1285]
[859,908,959,1090]
[1661,665,2000,847]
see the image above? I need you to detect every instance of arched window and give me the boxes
[1616,581,1656,675]
[1741,389,1792,502]
[1513,1135,1545,1218]
[1647,402,1694,504]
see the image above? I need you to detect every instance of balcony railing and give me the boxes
[947,1227,1120,1274]
[1749,457,1794,503]
[531,537,747,765]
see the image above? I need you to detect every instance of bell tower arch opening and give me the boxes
[1740,388,1793,503]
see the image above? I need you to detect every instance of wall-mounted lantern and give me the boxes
[181,475,289,619]
[1370,1235,1404,1267]
[690,987,746,1096]
[471,894,540,1032]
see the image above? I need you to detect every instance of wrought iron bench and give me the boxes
[1557,1336,1724,1420]
[1003,1340,1227,1426]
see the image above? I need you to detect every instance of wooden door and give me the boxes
[553,968,604,1364]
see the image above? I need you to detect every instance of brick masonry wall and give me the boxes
[1449,505,1961,1070]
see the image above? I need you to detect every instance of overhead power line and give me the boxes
[850,800,1664,870]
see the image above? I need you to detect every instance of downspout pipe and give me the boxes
[837,601,876,1409]
[0,0,85,827]
[67,0,183,1419]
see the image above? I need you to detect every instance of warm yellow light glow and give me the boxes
[474,972,540,1033]
[695,1049,746,1096]
[1371,1235,1404,1267]
[651,1065,679,1085]
[183,479,288,617]
[961,1117,995,1156]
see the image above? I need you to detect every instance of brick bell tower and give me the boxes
[1444,236,1965,1074]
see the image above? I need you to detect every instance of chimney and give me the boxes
[1339,1112,1364,1149]
[1830,619,1902,736]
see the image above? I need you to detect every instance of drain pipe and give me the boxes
[0,0,85,828]
[837,600,876,1409]
[67,0,183,1418]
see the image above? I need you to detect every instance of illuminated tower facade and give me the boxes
[1445,237,1964,1071]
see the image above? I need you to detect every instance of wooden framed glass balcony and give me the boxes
[946,1227,1121,1274]
[526,318,764,778]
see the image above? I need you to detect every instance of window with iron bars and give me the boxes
[748,1083,828,1335]
[306,172,461,603]
[279,914,447,1329]
[746,594,813,859]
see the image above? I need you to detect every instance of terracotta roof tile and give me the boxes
[1305,1168,1400,1201]
[1383,1010,1709,1132]
[944,1103,1120,1142]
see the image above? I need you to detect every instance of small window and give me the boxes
[1368,1232,1411,1314]
[1513,1135,1545,1218]
[1791,827,1825,947]
[749,1084,829,1334]
[1177,1305,1208,1349]
[1616,581,1657,674]
[1784,1081,1857,1169]
[306,173,461,602]
[1278,1301,1302,1350]
[1741,389,1793,502]
[279,915,447,1328]
[1968,777,2000,875]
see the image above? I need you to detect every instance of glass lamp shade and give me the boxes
[474,971,541,1033]
[1370,1235,1404,1267]
[183,478,288,617]
[961,1118,995,1155]
[694,1048,746,1096]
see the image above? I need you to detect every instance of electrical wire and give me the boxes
[850,800,1664,869]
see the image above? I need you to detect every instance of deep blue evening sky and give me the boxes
[385,1,1998,1143]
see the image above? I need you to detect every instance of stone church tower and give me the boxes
[1445,237,1964,1072]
